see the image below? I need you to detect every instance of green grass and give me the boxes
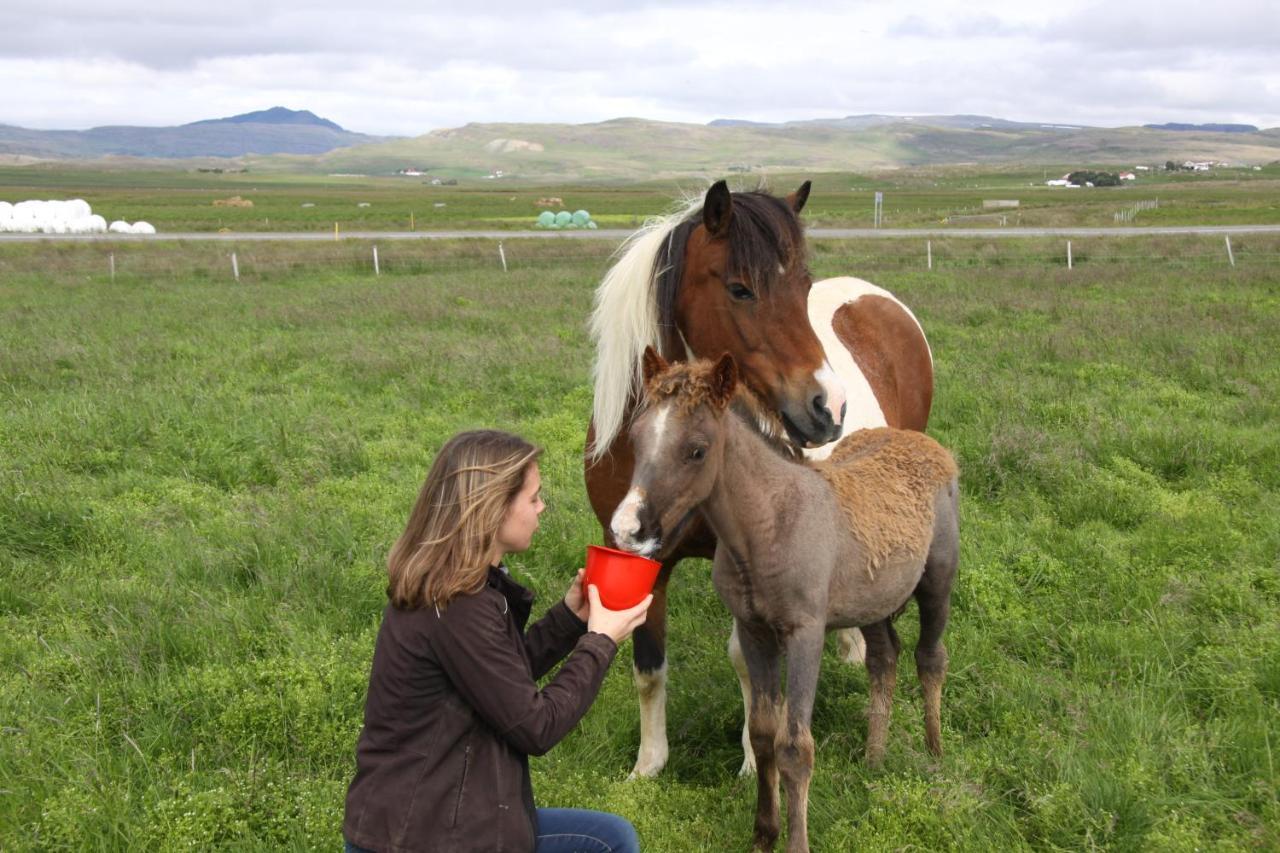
[1,236,1278,850]
[2,164,1279,233]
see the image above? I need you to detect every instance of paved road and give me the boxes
[3,224,1280,243]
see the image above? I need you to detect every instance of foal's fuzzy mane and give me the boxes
[640,360,798,459]
[587,186,806,461]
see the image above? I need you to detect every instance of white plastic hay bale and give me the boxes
[87,214,107,233]
[108,220,132,233]
[130,221,156,235]
[68,199,92,218]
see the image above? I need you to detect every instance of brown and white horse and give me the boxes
[584,180,933,777]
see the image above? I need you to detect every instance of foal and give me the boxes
[611,349,959,852]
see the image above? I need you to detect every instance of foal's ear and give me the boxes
[641,345,670,384]
[787,180,812,214]
[703,180,732,238]
[709,352,739,408]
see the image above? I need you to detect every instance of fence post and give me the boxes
[373,245,380,276]
[498,242,507,272]
[231,252,240,282]
[927,240,932,270]
[334,222,339,241]
[1225,236,1235,267]
[410,212,415,231]
[1067,241,1073,270]
[109,253,115,282]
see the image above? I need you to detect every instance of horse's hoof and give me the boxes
[628,754,667,779]
[752,831,779,851]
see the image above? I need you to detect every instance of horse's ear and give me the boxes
[703,180,732,238]
[641,345,669,384]
[709,352,739,408]
[787,180,812,214]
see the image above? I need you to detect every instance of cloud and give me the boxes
[2,0,1277,134]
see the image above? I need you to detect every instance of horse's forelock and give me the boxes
[724,191,805,296]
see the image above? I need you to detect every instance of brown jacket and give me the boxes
[343,566,618,852]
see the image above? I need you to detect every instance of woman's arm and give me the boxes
[524,570,590,678]
[430,595,617,756]
[525,599,588,679]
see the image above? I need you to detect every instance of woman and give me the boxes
[344,430,651,853]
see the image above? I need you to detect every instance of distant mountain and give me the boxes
[274,115,1280,180]
[0,107,384,159]
[186,107,344,132]
[1143,122,1258,133]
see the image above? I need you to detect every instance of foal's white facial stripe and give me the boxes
[815,362,847,426]
[649,405,670,455]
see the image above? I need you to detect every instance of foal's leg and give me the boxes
[861,619,901,768]
[737,623,784,851]
[914,586,950,758]
[915,492,958,757]
[630,564,674,778]
[728,621,757,776]
[778,626,824,853]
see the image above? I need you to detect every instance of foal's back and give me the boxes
[810,427,958,626]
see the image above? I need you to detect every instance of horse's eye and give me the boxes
[688,446,706,462]
[727,282,755,302]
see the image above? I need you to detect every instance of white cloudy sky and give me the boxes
[3,0,1277,135]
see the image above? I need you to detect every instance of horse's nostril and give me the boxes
[812,394,829,418]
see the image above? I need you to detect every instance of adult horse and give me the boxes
[584,180,933,778]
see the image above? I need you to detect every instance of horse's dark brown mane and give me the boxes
[654,190,806,360]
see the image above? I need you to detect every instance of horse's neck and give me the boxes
[703,412,816,560]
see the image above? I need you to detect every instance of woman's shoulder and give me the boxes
[385,584,506,628]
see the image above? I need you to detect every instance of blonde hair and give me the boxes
[387,430,541,610]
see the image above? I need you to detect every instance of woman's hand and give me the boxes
[564,569,589,622]
[585,585,652,645]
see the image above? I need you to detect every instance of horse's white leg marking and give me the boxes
[728,622,757,776]
[837,627,867,665]
[629,662,669,778]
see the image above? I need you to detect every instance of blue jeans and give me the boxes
[343,809,639,853]
[535,808,640,852]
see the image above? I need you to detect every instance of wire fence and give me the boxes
[1,233,1277,284]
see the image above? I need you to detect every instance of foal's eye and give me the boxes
[727,282,755,302]
[688,446,706,462]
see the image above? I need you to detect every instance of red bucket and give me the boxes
[585,545,661,610]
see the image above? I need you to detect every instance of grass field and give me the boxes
[1,234,1278,850]
[2,164,1279,234]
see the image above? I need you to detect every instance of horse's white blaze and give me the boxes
[610,487,647,548]
[814,362,846,427]
[803,277,930,461]
[630,663,669,778]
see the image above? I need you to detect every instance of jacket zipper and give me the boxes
[451,742,471,827]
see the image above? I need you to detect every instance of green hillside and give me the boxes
[257,118,1280,181]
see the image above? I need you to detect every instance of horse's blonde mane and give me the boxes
[588,194,705,461]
